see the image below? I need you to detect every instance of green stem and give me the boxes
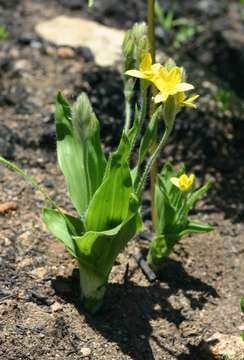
[124,84,133,134]
[147,0,156,61]
[128,86,148,157]
[147,0,158,228]
[79,262,106,314]
[124,96,132,134]
[136,125,172,198]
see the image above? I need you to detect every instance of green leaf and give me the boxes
[179,219,213,237]
[138,107,161,166]
[55,92,106,216]
[75,198,141,280]
[186,181,211,214]
[42,208,85,257]
[85,161,132,232]
[155,179,175,234]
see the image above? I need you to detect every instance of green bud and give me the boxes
[122,22,149,73]
[163,95,176,129]
[72,93,98,142]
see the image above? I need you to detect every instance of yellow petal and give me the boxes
[140,52,152,72]
[158,66,169,78]
[176,83,194,92]
[175,92,186,105]
[170,177,180,188]
[188,174,195,186]
[125,70,145,79]
[183,95,199,108]
[151,63,162,72]
[168,67,182,83]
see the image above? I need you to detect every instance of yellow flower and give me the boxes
[125,52,161,82]
[175,92,199,109]
[155,91,199,107]
[170,173,195,192]
[154,67,194,103]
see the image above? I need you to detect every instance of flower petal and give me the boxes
[154,92,168,103]
[125,70,145,79]
[140,52,152,72]
[183,95,199,108]
[176,83,194,92]
[170,177,180,188]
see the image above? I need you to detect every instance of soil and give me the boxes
[0,0,244,359]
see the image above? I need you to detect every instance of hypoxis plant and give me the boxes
[124,28,213,271]
[147,163,213,270]
[0,89,142,313]
[0,22,212,312]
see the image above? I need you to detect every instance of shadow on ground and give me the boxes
[52,258,218,360]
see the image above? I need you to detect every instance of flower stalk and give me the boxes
[136,123,173,197]
[147,0,158,228]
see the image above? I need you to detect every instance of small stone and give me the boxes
[14,59,31,72]
[0,201,17,214]
[51,302,63,312]
[80,347,91,357]
[30,267,48,280]
[57,47,76,58]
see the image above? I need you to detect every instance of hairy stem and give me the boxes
[136,125,172,198]
[147,0,158,228]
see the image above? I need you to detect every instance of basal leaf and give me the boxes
[55,92,106,216]
[74,200,141,280]
[85,161,132,232]
[43,208,85,257]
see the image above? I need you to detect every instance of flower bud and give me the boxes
[163,95,176,129]
[122,22,149,74]
[72,93,98,142]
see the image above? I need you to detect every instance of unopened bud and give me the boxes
[72,93,98,142]
[163,95,176,129]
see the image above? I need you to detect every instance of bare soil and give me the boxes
[0,1,244,359]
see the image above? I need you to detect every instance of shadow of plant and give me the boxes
[52,258,218,360]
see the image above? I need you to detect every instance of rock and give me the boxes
[51,302,63,312]
[80,347,92,357]
[0,202,17,214]
[56,47,76,59]
[13,59,31,72]
[35,16,125,66]
[206,332,244,360]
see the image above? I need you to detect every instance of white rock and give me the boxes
[80,347,92,357]
[51,302,63,312]
[35,16,125,66]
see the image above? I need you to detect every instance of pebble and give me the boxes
[57,47,76,59]
[80,347,92,357]
[51,302,63,312]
